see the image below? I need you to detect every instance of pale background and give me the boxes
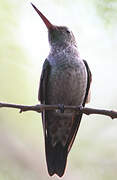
[0,0,117,179]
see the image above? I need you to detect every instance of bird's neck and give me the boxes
[50,43,78,55]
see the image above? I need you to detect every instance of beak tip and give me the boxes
[30,2,35,8]
[31,3,54,30]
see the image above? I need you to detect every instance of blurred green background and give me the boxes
[0,0,117,179]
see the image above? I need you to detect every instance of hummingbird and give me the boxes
[31,3,92,177]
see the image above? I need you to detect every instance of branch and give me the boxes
[0,102,117,119]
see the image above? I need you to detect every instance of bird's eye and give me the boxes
[66,30,70,34]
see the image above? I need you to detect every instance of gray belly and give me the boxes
[47,61,87,107]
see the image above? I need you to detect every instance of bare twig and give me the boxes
[0,102,117,119]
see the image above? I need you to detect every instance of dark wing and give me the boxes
[38,59,51,103]
[66,59,92,152]
[38,59,51,136]
[82,60,92,105]
[38,60,68,177]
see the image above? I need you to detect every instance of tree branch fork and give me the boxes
[0,102,117,120]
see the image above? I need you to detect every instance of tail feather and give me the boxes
[44,113,82,177]
[45,138,68,177]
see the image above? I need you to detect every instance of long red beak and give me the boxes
[31,3,54,29]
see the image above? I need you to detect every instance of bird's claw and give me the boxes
[58,104,64,113]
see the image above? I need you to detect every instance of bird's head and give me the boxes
[31,3,77,48]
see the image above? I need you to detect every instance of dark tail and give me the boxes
[45,138,68,177]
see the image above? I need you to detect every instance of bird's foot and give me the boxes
[79,105,83,111]
[58,104,64,113]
